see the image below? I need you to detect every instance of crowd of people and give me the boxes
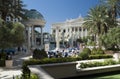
[47,48,80,58]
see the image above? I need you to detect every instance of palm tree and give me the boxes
[100,27,120,50]
[101,0,120,27]
[83,5,110,46]
[84,5,109,36]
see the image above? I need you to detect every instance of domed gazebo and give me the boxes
[23,9,46,51]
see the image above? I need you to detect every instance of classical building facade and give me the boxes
[51,16,87,49]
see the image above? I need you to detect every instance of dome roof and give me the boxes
[25,9,45,21]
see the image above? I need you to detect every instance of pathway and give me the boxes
[0,52,32,79]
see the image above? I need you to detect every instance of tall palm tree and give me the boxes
[84,5,109,36]
[101,0,120,27]
[83,5,110,45]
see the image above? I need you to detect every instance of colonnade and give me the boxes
[26,25,44,52]
[53,26,88,49]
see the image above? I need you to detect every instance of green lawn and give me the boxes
[91,74,120,79]
[73,72,120,79]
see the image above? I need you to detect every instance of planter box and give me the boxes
[76,64,120,76]
[28,62,120,79]
[5,60,13,68]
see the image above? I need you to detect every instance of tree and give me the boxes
[11,22,25,46]
[0,0,26,21]
[83,5,110,45]
[0,17,3,26]
[0,22,25,49]
[101,0,120,27]
[100,27,120,50]
[84,5,110,35]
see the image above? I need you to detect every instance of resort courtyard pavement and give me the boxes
[0,52,32,79]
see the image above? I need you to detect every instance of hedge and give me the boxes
[89,54,113,59]
[80,59,117,68]
[23,57,82,66]
[0,59,5,67]
[78,48,91,59]
[33,49,47,59]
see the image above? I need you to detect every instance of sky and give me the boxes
[22,0,100,33]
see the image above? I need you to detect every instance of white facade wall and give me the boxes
[51,17,87,42]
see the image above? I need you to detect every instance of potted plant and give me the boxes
[5,54,13,68]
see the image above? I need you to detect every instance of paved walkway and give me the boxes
[0,52,32,79]
[0,68,22,79]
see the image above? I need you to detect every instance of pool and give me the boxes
[65,71,120,79]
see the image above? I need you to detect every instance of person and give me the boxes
[47,51,52,58]
[6,53,12,60]
[64,52,68,57]
[55,51,59,58]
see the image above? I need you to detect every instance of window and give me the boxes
[72,27,74,31]
[75,27,78,31]
[53,29,56,33]
[63,29,66,33]
[79,27,81,31]
[59,29,61,32]
[83,28,86,31]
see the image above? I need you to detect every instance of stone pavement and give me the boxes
[0,68,22,79]
[0,52,32,79]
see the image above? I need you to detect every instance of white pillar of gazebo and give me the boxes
[31,26,34,48]
[40,27,43,49]
[27,26,31,53]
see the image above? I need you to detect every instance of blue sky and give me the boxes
[22,0,100,33]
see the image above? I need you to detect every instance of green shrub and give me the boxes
[16,73,39,79]
[118,59,120,64]
[91,47,104,55]
[97,47,104,54]
[0,59,5,67]
[103,59,117,65]
[91,47,97,55]
[33,49,47,59]
[22,64,31,79]
[0,52,7,60]
[23,57,82,66]
[80,59,117,68]
[80,61,104,68]
[79,48,91,59]
[89,54,113,59]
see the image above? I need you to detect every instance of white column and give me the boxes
[69,28,72,38]
[81,27,84,38]
[31,26,34,48]
[28,26,31,53]
[71,33,73,47]
[55,27,60,50]
[34,35,36,48]
[40,27,43,49]
[78,27,80,38]
[85,29,87,37]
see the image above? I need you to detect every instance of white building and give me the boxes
[51,16,87,49]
